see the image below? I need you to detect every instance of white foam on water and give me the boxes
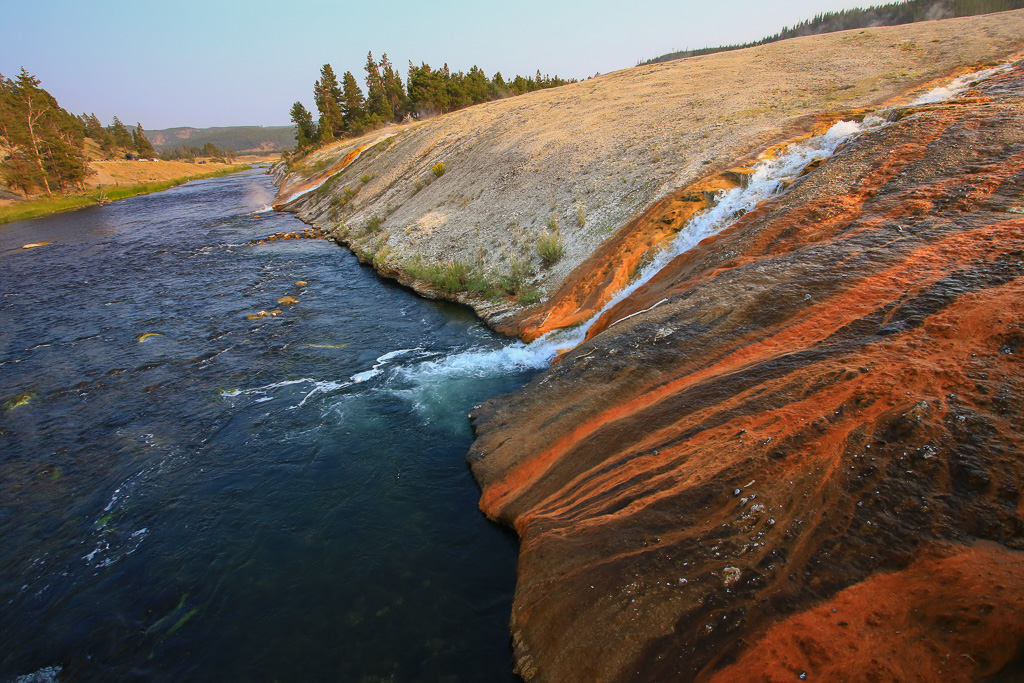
[910,62,1014,105]
[584,118,869,330]
[14,666,62,683]
[352,348,421,383]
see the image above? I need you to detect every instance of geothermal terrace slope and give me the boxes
[469,59,1024,681]
[276,11,1024,329]
[275,10,1024,683]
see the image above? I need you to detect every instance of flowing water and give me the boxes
[2,67,1001,683]
[0,170,537,682]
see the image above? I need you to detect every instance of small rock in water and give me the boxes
[245,310,283,319]
[295,281,308,287]
[277,296,299,305]
[21,242,53,249]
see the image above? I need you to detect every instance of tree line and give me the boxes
[290,53,575,150]
[0,68,159,197]
[641,0,1024,65]
[158,142,235,163]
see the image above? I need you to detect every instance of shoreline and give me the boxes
[0,165,254,226]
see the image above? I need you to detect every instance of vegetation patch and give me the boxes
[499,257,534,295]
[432,162,447,178]
[362,215,383,235]
[404,256,506,300]
[537,222,564,267]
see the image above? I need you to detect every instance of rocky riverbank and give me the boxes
[275,11,1024,682]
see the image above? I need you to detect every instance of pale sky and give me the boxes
[3,0,890,129]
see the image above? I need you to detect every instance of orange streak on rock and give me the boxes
[273,143,369,210]
[709,543,1024,682]
[481,221,1021,518]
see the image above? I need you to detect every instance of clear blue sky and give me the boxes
[3,0,880,129]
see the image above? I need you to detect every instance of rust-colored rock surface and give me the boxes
[468,65,1024,681]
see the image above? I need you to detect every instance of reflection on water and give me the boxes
[0,171,531,681]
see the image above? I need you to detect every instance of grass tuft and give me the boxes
[537,225,564,267]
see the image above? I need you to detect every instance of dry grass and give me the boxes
[88,159,240,187]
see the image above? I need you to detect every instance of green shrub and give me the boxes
[432,162,446,177]
[404,257,503,299]
[360,173,371,184]
[518,288,542,305]
[363,215,383,234]
[499,257,533,294]
[537,228,564,267]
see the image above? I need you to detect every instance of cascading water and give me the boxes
[374,58,1021,390]
[367,117,881,391]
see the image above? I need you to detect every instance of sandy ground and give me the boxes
[278,10,1024,324]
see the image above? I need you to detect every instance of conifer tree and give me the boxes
[109,116,132,148]
[313,63,345,138]
[0,69,90,196]
[341,71,366,134]
[81,112,104,140]
[99,127,116,156]
[289,101,317,149]
[379,54,407,121]
[465,66,489,104]
[364,51,392,124]
[133,122,156,158]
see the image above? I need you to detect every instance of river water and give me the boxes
[0,170,535,681]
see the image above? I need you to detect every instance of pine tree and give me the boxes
[99,127,116,156]
[313,64,345,138]
[364,51,392,124]
[289,101,317,149]
[465,66,489,104]
[341,71,366,134]
[109,116,132,148]
[379,54,407,120]
[0,69,91,196]
[81,112,104,140]
[133,122,156,158]
[407,61,448,117]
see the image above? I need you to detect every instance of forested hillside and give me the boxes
[643,0,1024,64]
[146,125,296,154]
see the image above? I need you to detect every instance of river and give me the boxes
[0,170,534,681]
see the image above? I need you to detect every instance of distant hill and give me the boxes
[147,125,297,153]
[641,0,1024,65]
